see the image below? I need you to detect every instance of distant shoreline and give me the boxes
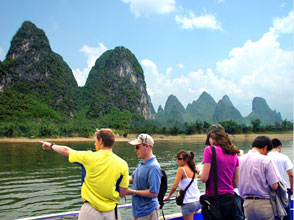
[0,133,292,143]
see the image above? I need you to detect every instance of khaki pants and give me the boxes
[244,199,274,220]
[133,207,160,220]
[78,202,121,220]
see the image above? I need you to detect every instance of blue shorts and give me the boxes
[181,201,201,216]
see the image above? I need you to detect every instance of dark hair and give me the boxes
[272,138,282,148]
[209,131,240,155]
[96,129,115,147]
[176,150,196,173]
[252,136,273,152]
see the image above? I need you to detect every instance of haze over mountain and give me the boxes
[157,93,282,125]
[245,97,282,125]
[186,91,216,123]
[213,95,245,124]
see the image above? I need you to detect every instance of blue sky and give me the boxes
[0,0,293,120]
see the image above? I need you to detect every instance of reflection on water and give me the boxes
[0,139,293,219]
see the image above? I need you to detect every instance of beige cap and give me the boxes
[129,134,154,146]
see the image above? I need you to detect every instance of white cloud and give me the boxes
[272,11,293,34]
[166,67,173,75]
[175,10,223,31]
[0,48,4,60]
[72,43,107,86]
[122,0,176,17]
[144,12,293,119]
[214,27,293,119]
[177,63,184,69]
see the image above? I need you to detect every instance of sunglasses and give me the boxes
[177,157,184,160]
[135,144,146,150]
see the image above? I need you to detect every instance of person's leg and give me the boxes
[234,193,245,220]
[133,207,160,220]
[253,199,274,220]
[182,202,201,220]
[183,213,194,220]
[102,207,121,220]
[78,203,103,220]
[282,189,291,220]
[243,199,256,220]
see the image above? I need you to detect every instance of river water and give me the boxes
[0,137,293,219]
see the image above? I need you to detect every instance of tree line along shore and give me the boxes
[0,133,292,144]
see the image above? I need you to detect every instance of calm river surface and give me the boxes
[0,138,293,219]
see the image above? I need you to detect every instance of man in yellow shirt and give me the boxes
[41,128,129,220]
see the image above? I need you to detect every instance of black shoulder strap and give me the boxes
[211,145,219,198]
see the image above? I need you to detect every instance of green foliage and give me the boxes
[0,22,292,138]
[251,119,261,132]
[0,88,65,122]
[99,108,143,130]
[83,46,145,118]
[219,120,242,134]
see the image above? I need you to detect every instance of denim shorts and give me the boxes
[181,201,201,216]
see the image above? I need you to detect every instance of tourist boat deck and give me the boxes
[15,199,294,220]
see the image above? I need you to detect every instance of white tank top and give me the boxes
[179,167,201,204]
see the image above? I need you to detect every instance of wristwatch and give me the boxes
[50,143,55,149]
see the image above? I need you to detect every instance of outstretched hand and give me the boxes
[40,141,52,150]
[164,195,171,201]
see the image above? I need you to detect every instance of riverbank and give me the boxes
[0,133,292,143]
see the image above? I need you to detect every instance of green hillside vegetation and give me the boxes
[213,95,245,124]
[156,95,186,123]
[0,21,292,138]
[83,46,145,118]
[186,91,216,123]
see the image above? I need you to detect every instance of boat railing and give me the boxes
[14,198,294,220]
[15,199,178,220]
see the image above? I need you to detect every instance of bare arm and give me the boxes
[127,188,158,197]
[287,169,293,195]
[40,141,72,157]
[165,167,183,200]
[129,176,133,184]
[270,182,279,191]
[199,163,211,182]
[119,187,128,198]
[126,172,159,198]
[233,166,240,188]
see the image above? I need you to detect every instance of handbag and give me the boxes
[175,170,196,206]
[200,146,222,220]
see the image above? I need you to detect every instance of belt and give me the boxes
[246,197,270,200]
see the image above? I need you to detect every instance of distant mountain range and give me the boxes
[156,93,282,125]
[0,21,282,125]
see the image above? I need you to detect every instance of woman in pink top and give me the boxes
[197,124,240,220]
[165,150,201,220]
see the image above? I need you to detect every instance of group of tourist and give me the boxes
[40,125,293,220]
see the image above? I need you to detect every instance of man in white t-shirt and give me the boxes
[268,138,293,220]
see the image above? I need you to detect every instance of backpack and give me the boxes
[158,169,168,209]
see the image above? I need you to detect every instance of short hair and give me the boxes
[96,129,115,147]
[272,138,282,148]
[252,136,273,151]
